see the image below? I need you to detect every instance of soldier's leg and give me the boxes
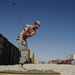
[17,34,28,71]
[18,43,29,64]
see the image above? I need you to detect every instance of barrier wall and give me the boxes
[0,33,20,65]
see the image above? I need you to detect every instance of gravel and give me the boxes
[0,64,75,75]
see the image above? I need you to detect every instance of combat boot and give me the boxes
[17,64,28,72]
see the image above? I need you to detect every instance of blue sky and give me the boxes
[0,0,75,62]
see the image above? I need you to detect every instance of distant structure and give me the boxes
[34,60,38,64]
[66,54,75,60]
[29,52,34,63]
[66,54,75,64]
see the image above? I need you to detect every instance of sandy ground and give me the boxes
[0,64,75,75]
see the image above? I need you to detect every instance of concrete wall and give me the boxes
[29,52,34,63]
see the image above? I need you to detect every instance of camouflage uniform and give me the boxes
[17,24,36,64]
[17,33,29,64]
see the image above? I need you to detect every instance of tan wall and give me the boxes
[34,60,38,64]
[73,54,75,59]
[30,52,34,63]
[66,54,75,60]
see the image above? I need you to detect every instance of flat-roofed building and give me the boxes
[66,54,75,64]
[66,54,75,60]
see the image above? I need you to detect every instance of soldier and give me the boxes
[16,21,41,71]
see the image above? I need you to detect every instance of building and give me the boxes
[34,60,38,64]
[66,54,75,60]
[29,52,34,63]
[66,54,75,64]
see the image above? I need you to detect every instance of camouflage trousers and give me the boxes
[16,34,29,64]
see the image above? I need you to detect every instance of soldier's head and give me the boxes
[33,21,41,29]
